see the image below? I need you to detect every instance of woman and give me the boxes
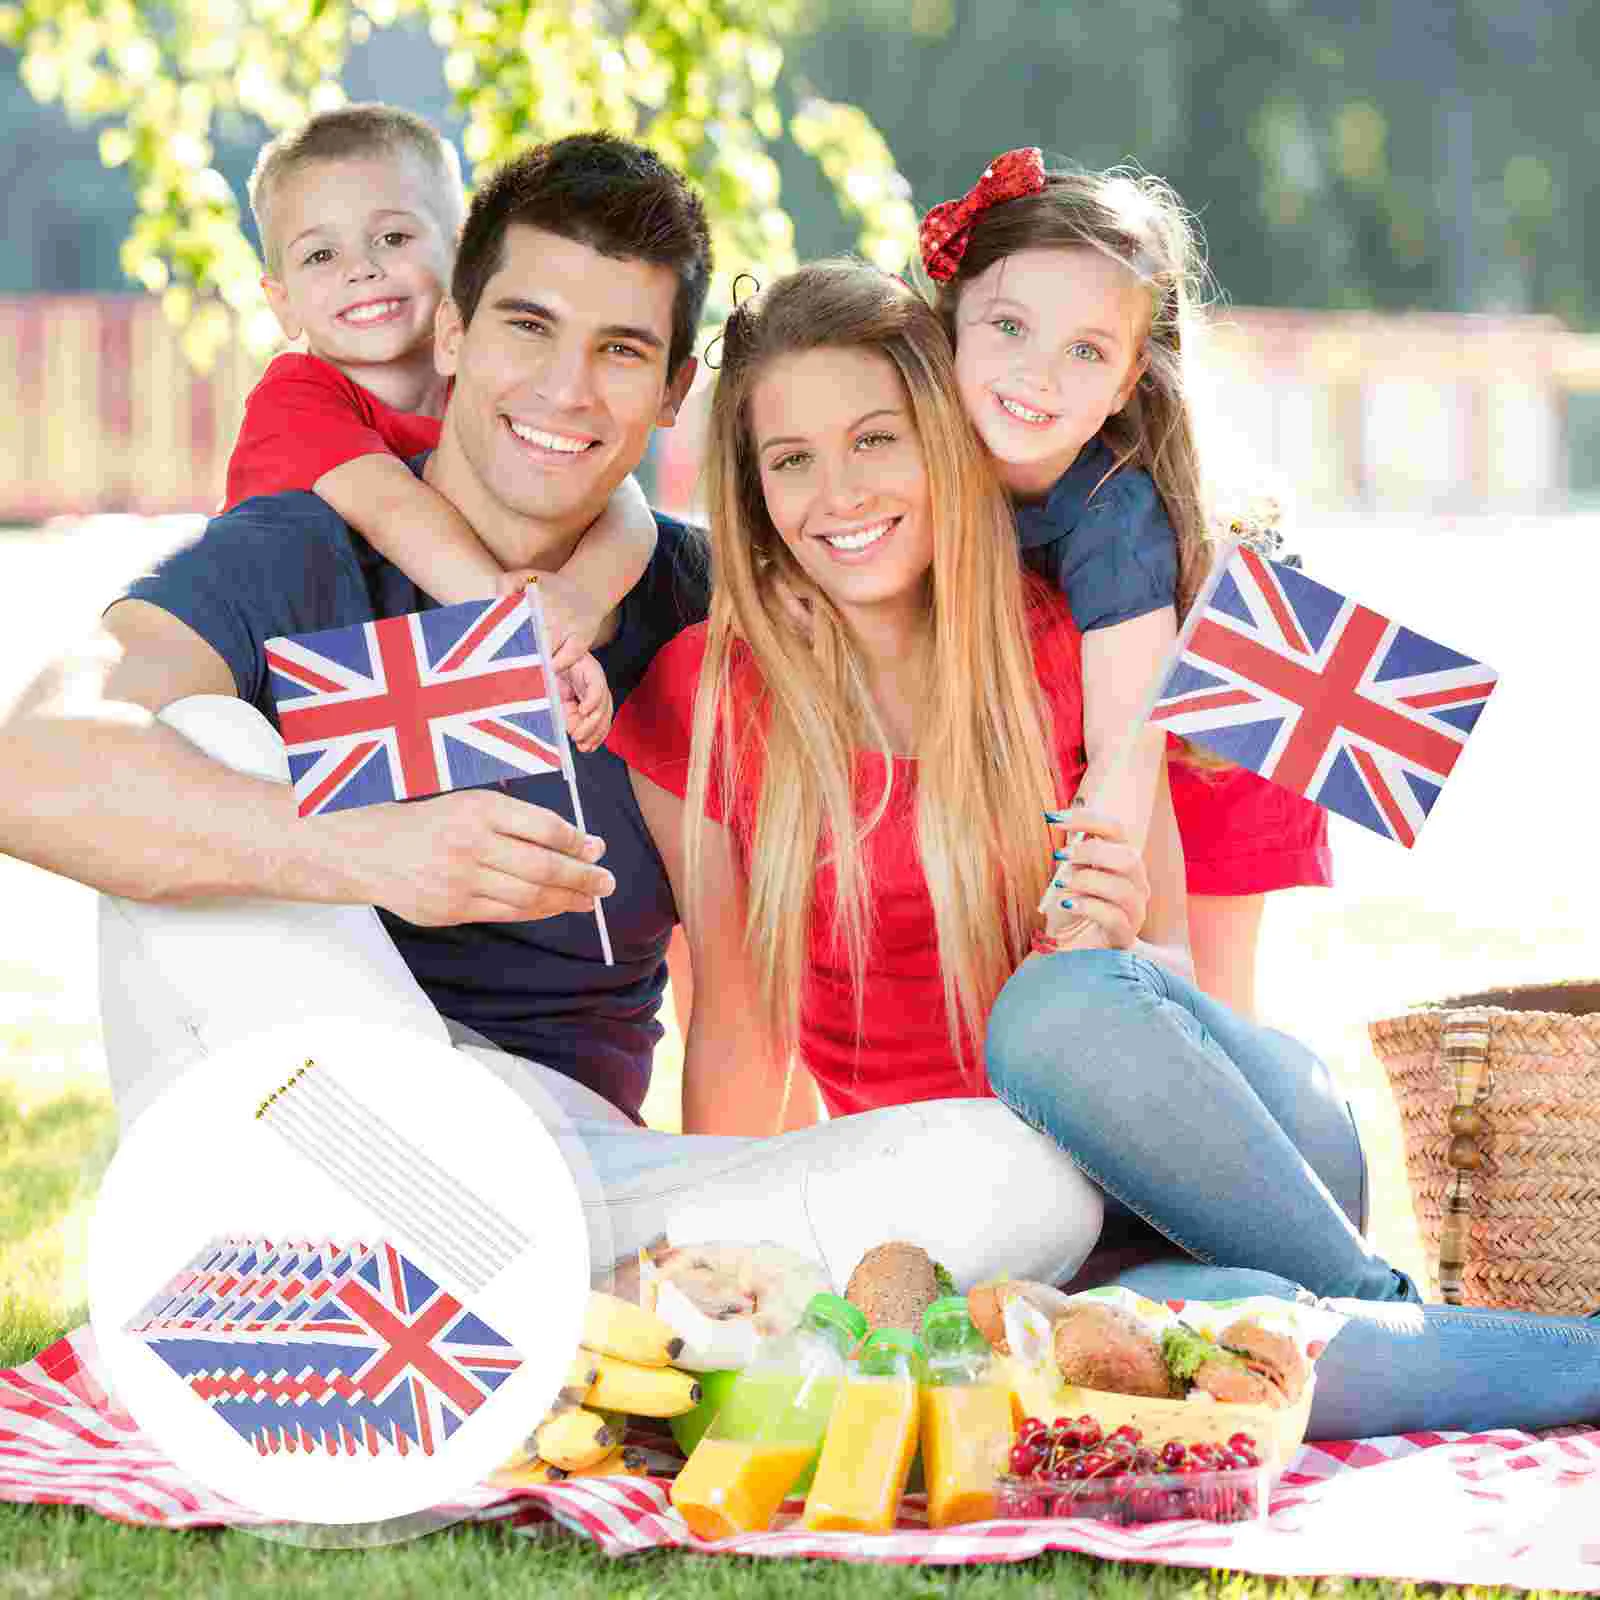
[607,259,1600,1438]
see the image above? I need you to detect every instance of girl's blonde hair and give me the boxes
[931,165,1215,622]
[687,260,1061,1095]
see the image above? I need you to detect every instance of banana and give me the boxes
[489,1445,650,1490]
[490,1456,567,1487]
[583,1290,685,1368]
[532,1404,616,1472]
[556,1350,599,1408]
[571,1444,651,1480]
[582,1351,702,1417]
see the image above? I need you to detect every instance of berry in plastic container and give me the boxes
[993,1416,1273,1526]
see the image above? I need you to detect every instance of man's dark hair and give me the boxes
[453,133,712,377]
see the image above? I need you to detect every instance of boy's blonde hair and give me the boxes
[248,103,465,275]
[688,261,1061,1106]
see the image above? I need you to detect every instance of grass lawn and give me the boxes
[0,1044,1576,1600]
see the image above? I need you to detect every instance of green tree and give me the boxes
[0,0,918,368]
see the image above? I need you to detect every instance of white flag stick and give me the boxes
[521,579,615,966]
[1038,534,1245,915]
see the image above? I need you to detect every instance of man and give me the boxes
[0,131,711,1129]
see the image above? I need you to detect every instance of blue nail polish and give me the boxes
[1053,848,1071,860]
[1045,809,1069,823]
[1059,898,1074,910]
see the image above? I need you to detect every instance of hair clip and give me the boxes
[703,270,763,370]
[919,148,1047,282]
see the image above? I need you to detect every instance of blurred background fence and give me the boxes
[7,294,1600,525]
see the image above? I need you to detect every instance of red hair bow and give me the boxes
[919,147,1047,283]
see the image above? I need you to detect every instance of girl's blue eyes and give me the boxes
[988,319,1104,362]
[770,431,896,472]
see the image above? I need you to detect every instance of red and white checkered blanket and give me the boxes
[5,1329,1598,1588]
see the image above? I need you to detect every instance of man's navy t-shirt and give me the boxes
[119,480,709,1122]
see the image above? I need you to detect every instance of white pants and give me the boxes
[98,695,1103,1290]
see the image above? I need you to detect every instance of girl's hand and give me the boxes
[558,652,614,753]
[1041,806,1150,951]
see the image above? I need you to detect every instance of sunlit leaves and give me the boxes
[4,0,918,367]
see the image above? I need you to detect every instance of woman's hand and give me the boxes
[1041,806,1150,951]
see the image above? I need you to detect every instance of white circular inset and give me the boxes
[87,1017,590,1527]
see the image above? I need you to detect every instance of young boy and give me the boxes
[231,103,658,747]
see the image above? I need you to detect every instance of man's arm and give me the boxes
[0,599,615,923]
[629,766,820,1135]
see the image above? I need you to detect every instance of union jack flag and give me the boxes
[132,1238,523,1458]
[1151,545,1499,847]
[265,593,565,817]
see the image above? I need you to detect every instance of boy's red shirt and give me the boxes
[224,353,443,510]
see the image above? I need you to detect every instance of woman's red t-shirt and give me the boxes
[607,581,1087,1118]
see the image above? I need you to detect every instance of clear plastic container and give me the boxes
[993,1463,1272,1526]
[920,1296,1014,1528]
[802,1327,925,1534]
[669,1291,866,1541]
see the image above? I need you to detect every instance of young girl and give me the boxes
[919,149,1332,1017]
[606,259,1600,1440]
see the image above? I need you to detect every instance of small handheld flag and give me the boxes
[266,592,562,817]
[267,588,615,964]
[1150,542,1499,847]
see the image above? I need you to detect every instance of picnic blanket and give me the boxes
[5,1328,1598,1589]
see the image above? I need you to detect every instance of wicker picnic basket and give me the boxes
[1369,981,1600,1314]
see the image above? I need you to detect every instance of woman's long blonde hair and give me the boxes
[685,260,1062,1087]
[931,165,1214,622]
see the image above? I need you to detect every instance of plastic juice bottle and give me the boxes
[801,1327,925,1534]
[919,1295,1015,1528]
[670,1292,867,1540]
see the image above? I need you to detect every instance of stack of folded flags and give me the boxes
[123,1235,524,1459]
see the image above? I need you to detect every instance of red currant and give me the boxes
[1159,1440,1187,1469]
[1075,1419,1103,1450]
[1009,1443,1041,1476]
[1111,1424,1142,1445]
[1228,1431,1257,1453]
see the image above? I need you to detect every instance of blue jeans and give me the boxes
[986,948,1403,1299]
[985,949,1600,1437]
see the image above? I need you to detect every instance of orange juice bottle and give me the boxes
[920,1295,1014,1527]
[801,1328,925,1534]
[670,1292,867,1540]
